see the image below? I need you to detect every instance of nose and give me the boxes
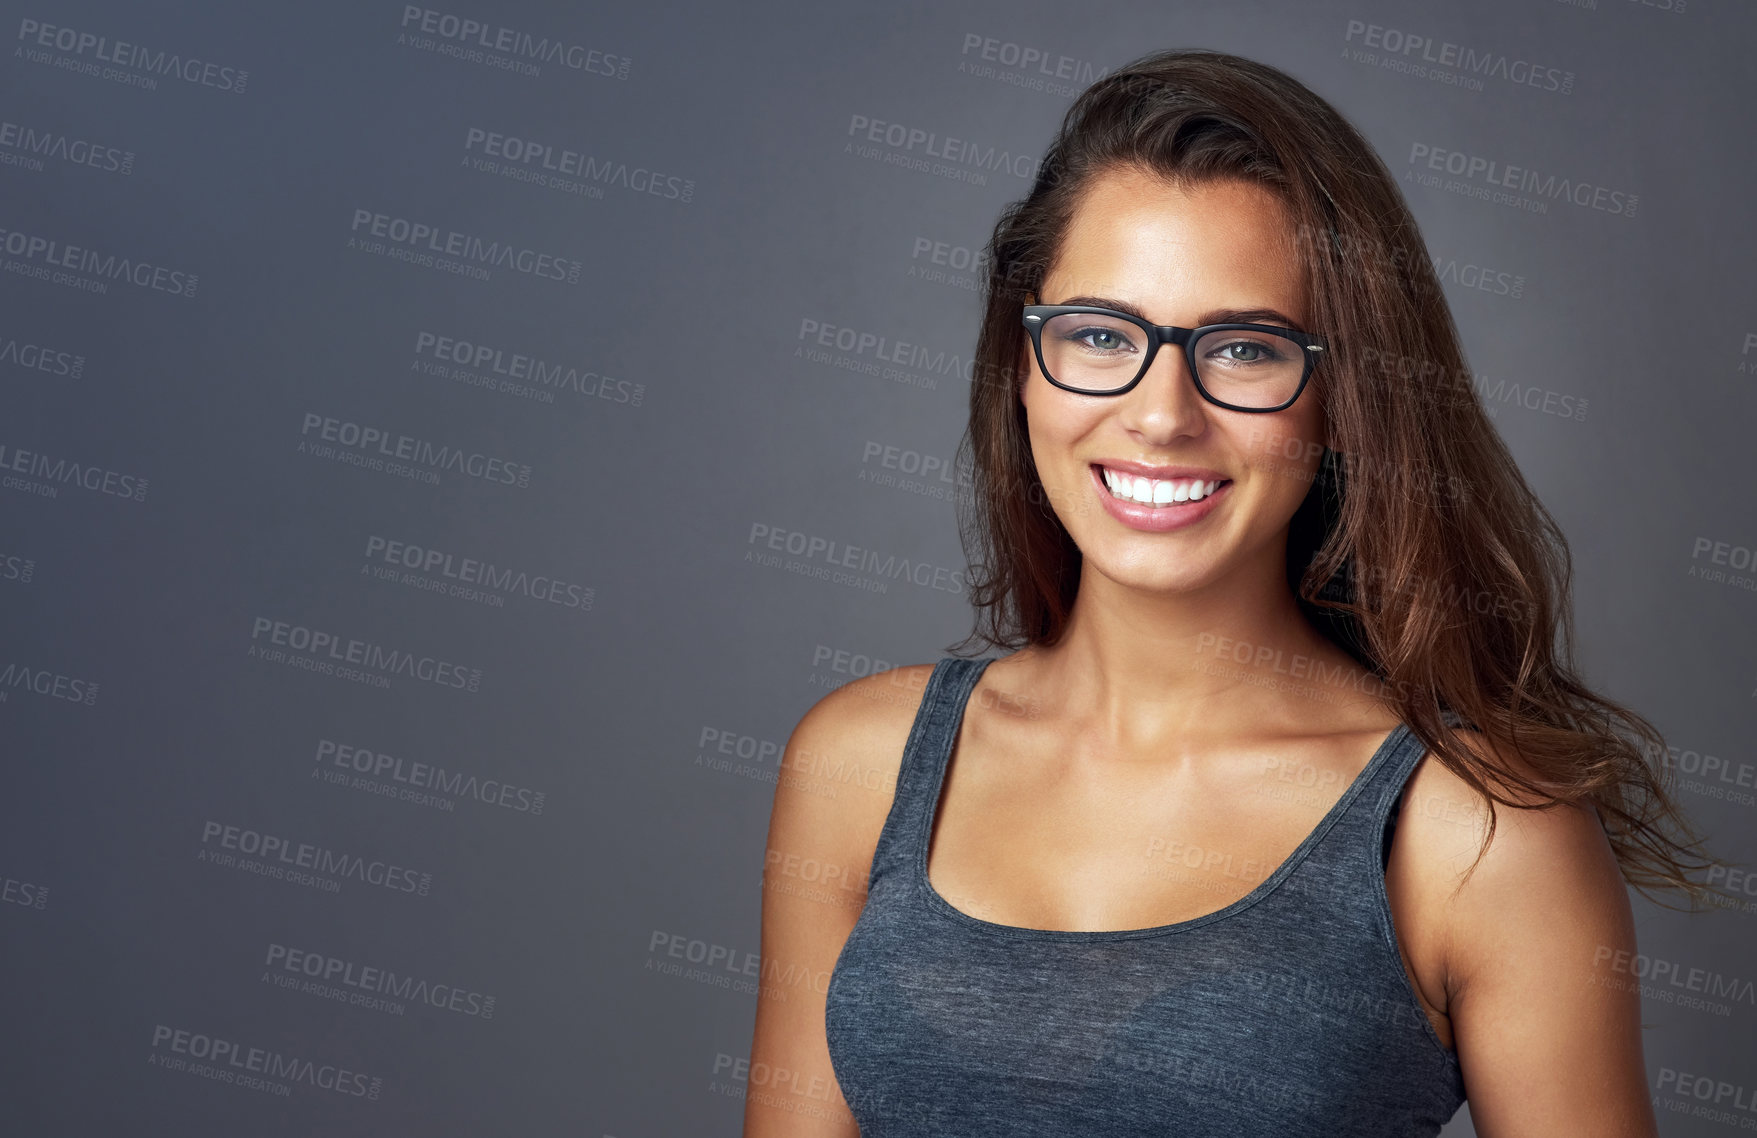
[1114,342,1210,444]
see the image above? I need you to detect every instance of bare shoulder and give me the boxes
[1396,735,1655,1132]
[747,666,940,1136]
[767,663,939,880]
[1398,726,1617,874]
[1393,726,1632,990]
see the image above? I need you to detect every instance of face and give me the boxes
[1020,166,1329,593]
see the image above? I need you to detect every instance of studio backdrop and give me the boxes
[2,1,1753,1134]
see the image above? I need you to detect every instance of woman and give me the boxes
[745,48,1720,1137]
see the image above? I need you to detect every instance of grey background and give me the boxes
[2,0,1753,1134]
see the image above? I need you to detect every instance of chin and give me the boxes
[1083,546,1216,589]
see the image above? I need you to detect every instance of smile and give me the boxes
[1095,465,1230,508]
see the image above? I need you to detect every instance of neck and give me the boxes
[1031,539,1351,749]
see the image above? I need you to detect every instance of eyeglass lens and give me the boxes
[1036,311,1306,407]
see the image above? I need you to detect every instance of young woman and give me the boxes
[745,48,1718,1138]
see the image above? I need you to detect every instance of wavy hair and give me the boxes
[950,47,1726,908]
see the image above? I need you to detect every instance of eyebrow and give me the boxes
[1052,295,1305,330]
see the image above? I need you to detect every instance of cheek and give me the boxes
[1235,415,1327,499]
[1023,392,1103,460]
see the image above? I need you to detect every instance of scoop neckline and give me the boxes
[914,657,1413,942]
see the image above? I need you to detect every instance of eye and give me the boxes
[1202,335,1292,365]
[1063,325,1137,353]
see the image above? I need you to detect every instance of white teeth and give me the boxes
[1100,467,1223,507]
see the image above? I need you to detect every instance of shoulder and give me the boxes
[766,663,940,877]
[787,662,940,773]
[1394,736,1655,1132]
[748,664,945,1133]
[1399,726,1616,878]
[1394,726,1631,991]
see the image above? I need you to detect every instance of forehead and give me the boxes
[1044,167,1306,320]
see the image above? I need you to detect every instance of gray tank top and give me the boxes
[824,656,1466,1136]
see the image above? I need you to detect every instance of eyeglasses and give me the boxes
[1021,304,1326,412]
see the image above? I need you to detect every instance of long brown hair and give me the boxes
[951,47,1727,908]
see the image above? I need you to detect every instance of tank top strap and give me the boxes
[1358,723,1429,831]
[866,656,992,889]
[1355,710,1473,830]
[1315,717,1444,882]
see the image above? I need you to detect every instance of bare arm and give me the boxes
[1420,738,1658,1138]
[742,667,930,1138]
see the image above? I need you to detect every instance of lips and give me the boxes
[1092,463,1232,507]
[1088,464,1232,532]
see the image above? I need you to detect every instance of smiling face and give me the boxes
[1020,166,1329,593]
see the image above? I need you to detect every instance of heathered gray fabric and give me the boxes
[825,656,1467,1136]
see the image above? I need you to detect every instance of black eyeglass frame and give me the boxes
[1021,304,1327,412]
